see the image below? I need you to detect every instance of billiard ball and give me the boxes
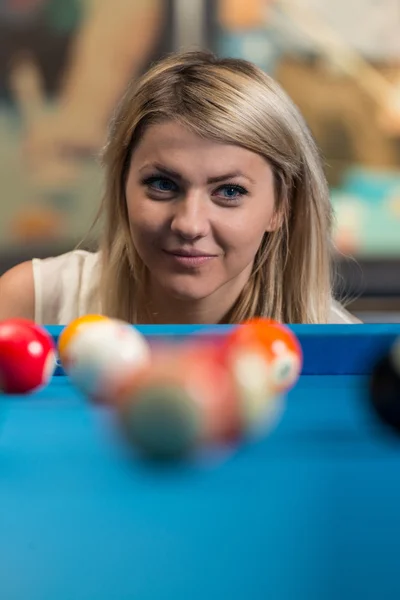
[224,343,286,437]
[211,318,301,436]
[117,345,240,460]
[369,338,400,433]
[58,314,110,361]
[225,318,303,395]
[58,317,151,404]
[0,318,56,394]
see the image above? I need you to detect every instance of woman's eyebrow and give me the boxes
[139,162,255,184]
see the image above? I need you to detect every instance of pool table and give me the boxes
[2,324,400,600]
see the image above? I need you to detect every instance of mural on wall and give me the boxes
[0,0,164,246]
[1,0,399,258]
[216,0,400,258]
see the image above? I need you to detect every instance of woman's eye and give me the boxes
[142,177,247,202]
[214,184,248,201]
[144,176,178,193]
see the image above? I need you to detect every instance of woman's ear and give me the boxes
[266,208,285,232]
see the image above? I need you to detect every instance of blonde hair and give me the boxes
[99,50,333,324]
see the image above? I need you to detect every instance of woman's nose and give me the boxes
[170,192,210,240]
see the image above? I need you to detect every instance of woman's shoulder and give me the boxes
[329,299,362,324]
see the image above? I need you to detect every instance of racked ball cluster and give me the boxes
[116,319,303,460]
[58,316,301,461]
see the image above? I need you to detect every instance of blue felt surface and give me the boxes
[1,375,400,600]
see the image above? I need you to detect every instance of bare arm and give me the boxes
[0,262,35,321]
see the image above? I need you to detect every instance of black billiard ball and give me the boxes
[369,338,400,433]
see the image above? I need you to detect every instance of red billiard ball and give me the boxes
[0,318,56,394]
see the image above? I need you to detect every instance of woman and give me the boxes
[0,50,359,324]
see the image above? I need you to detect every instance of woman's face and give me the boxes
[125,121,277,304]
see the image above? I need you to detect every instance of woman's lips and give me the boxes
[163,250,216,267]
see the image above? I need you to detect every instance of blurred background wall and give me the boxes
[0,0,399,321]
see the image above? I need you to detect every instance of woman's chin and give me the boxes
[156,278,215,302]
[164,287,210,302]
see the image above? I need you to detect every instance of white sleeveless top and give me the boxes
[32,250,360,325]
[32,250,101,325]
